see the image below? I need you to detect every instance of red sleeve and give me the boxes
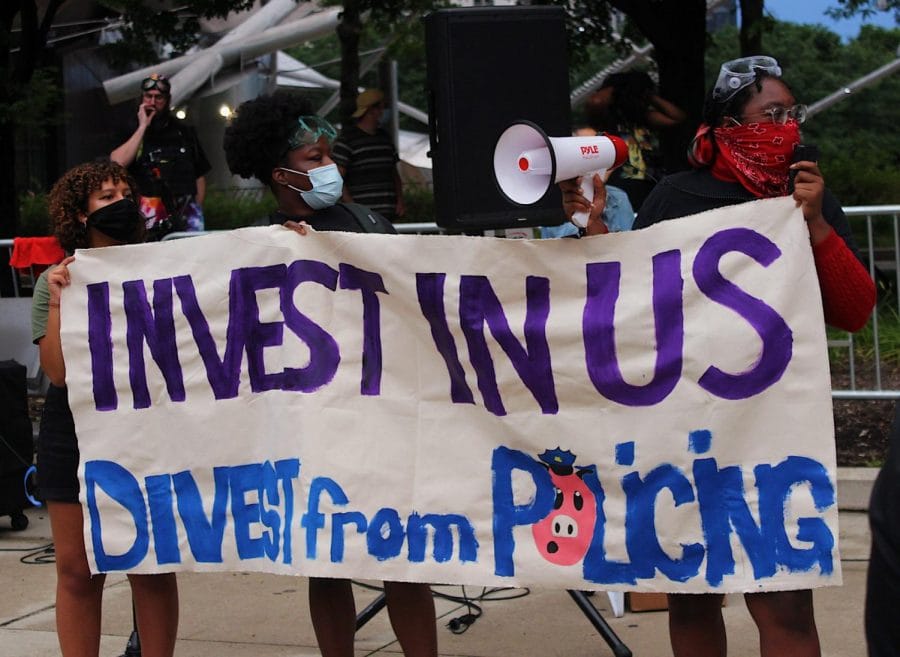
[812,229,876,332]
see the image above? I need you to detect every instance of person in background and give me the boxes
[32,160,178,657]
[866,402,900,656]
[111,73,211,236]
[331,88,405,222]
[541,126,634,239]
[223,90,437,657]
[563,55,876,657]
[585,71,686,212]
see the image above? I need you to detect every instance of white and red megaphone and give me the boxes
[493,121,628,228]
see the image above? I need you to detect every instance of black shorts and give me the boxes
[36,384,80,503]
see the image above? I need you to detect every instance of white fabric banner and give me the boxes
[62,197,840,593]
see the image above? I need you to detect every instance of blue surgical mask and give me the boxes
[279,163,343,210]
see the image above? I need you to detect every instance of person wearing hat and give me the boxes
[331,88,406,222]
[111,73,211,236]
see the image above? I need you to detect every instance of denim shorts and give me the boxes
[36,384,79,503]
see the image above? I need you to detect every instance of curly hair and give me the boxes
[47,160,136,252]
[223,90,315,187]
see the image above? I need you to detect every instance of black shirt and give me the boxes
[118,117,211,199]
[267,203,396,235]
[633,169,861,260]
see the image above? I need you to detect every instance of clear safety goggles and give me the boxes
[286,115,337,151]
[713,56,782,102]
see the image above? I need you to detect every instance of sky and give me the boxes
[763,0,898,40]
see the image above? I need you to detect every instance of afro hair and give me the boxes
[223,91,316,187]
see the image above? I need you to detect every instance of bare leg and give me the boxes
[49,500,106,657]
[745,590,820,657]
[384,581,438,657]
[309,577,356,657]
[129,573,178,657]
[667,593,727,657]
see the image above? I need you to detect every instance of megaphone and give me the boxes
[493,121,628,228]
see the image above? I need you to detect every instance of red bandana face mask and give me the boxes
[711,120,801,198]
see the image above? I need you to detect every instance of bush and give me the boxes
[18,192,50,236]
[398,183,434,224]
[822,154,900,207]
[203,187,277,230]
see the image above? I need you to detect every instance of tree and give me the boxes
[0,1,255,246]
[830,0,900,21]
[321,0,438,126]
[739,0,767,55]
[540,0,897,173]
[535,0,708,171]
[0,2,63,242]
[706,21,900,204]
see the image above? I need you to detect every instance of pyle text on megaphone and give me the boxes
[494,121,628,228]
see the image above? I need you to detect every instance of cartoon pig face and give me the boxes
[532,470,597,566]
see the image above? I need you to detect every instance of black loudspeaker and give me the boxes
[424,7,571,230]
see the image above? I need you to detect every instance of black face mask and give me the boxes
[86,198,144,244]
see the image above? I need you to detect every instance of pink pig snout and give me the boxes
[549,514,579,538]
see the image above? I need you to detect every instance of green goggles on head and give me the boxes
[141,73,170,94]
[285,115,337,151]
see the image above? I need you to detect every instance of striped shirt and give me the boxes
[331,125,399,220]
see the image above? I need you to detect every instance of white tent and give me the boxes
[275,51,432,172]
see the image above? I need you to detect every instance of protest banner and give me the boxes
[61,196,840,593]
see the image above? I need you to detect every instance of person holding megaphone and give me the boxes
[560,55,875,657]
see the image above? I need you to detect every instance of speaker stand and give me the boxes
[355,592,388,630]
[568,590,632,657]
[355,588,631,656]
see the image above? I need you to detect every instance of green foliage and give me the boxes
[13,187,278,235]
[320,0,441,16]
[829,305,900,367]
[531,0,630,65]
[0,67,64,136]
[17,192,50,237]
[202,188,276,230]
[707,22,900,205]
[829,0,900,21]
[399,182,434,223]
[98,1,256,66]
[569,42,621,94]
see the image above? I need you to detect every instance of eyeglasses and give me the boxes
[740,104,808,125]
[713,56,782,102]
[285,115,337,151]
[141,74,170,94]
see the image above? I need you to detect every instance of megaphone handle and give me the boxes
[571,170,601,229]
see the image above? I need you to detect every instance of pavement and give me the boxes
[0,499,876,657]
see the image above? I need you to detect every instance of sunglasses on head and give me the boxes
[285,115,337,151]
[141,74,170,94]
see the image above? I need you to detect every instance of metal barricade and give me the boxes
[0,238,43,297]
[7,206,900,401]
[835,205,900,400]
